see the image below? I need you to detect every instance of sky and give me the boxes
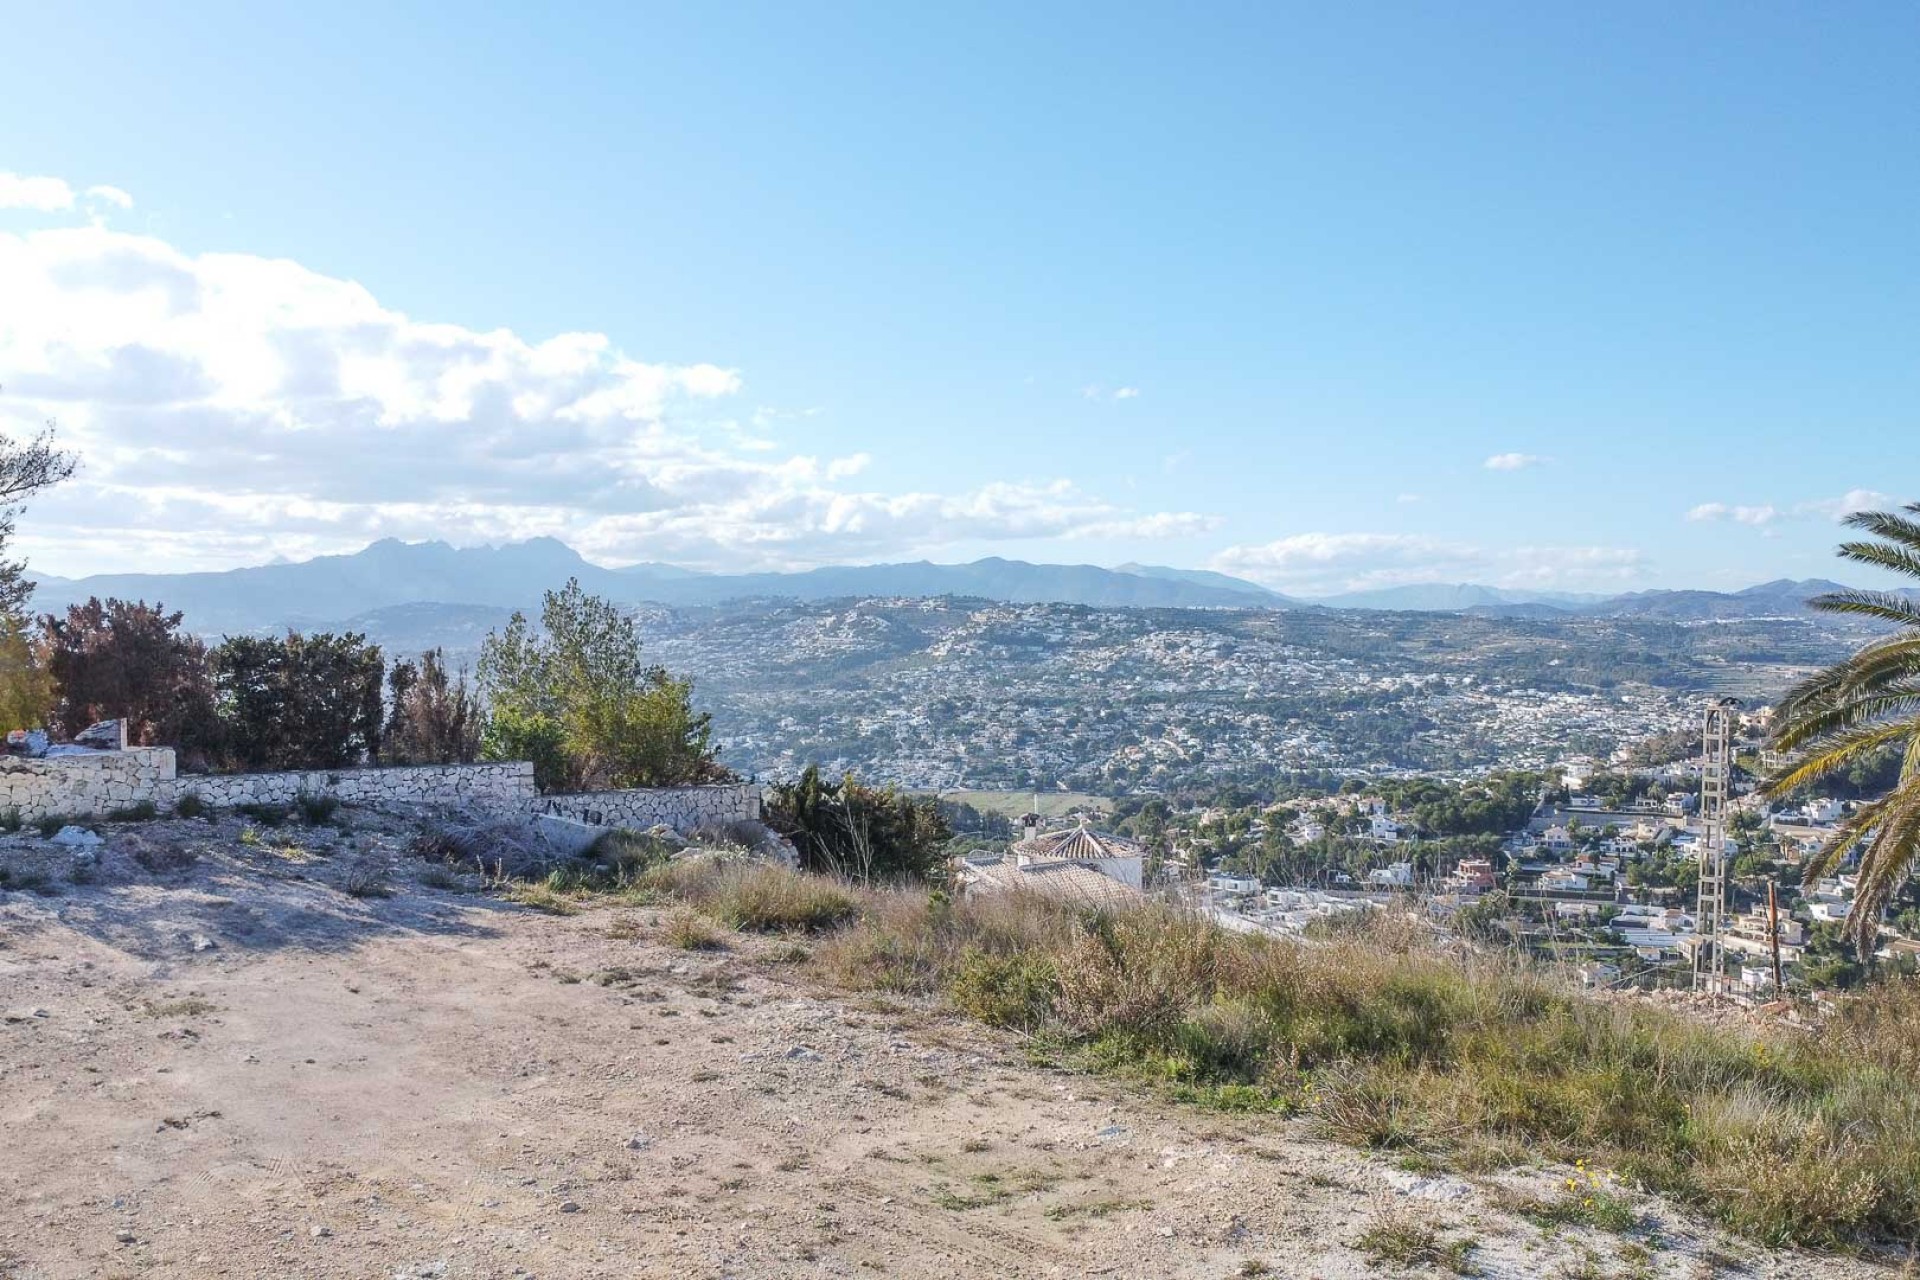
[0,2,1913,596]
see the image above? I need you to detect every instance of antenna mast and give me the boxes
[1692,698,1739,994]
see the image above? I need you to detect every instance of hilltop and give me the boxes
[0,809,1895,1278]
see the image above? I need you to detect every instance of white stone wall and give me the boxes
[0,748,178,823]
[1,748,758,836]
[156,761,538,813]
[533,783,762,834]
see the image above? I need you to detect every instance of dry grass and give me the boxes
[634,862,1920,1253]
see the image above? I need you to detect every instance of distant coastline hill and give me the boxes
[24,538,1903,637]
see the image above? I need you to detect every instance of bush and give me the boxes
[173,793,206,820]
[294,791,342,827]
[765,764,950,882]
[236,803,290,827]
[384,649,483,765]
[950,948,1057,1030]
[108,801,157,823]
[0,808,19,833]
[34,813,67,838]
[42,598,221,760]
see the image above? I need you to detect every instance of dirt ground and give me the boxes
[0,812,1898,1279]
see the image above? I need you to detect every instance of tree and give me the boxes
[0,422,76,727]
[0,424,78,618]
[1765,501,1920,948]
[385,648,483,765]
[0,612,52,733]
[766,764,951,882]
[477,579,720,791]
[42,598,220,756]
[212,632,385,770]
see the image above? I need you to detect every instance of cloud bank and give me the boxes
[0,182,1209,575]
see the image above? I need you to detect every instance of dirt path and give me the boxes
[0,822,1895,1279]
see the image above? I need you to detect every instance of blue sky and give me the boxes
[0,2,1912,593]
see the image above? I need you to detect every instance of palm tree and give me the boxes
[1765,501,1920,948]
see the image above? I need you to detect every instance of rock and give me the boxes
[50,825,104,848]
[557,1199,581,1213]
[189,934,218,953]
[4,1007,49,1023]
[624,1134,651,1150]
[310,1224,331,1238]
[115,1229,136,1244]
[75,720,126,751]
[785,1046,823,1062]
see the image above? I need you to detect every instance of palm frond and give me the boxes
[1771,633,1920,730]
[1765,687,1920,755]
[1835,540,1920,583]
[1766,719,1918,796]
[1808,589,1920,628]
[1841,503,1920,555]
[1798,792,1893,886]
[1843,786,1920,949]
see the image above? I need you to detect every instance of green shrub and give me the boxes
[950,948,1058,1030]
[293,791,341,827]
[0,808,19,833]
[172,792,206,820]
[235,803,289,827]
[108,801,157,823]
[34,814,67,838]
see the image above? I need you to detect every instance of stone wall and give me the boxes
[155,762,537,813]
[533,783,762,834]
[1,747,759,836]
[0,749,178,824]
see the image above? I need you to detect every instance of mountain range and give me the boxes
[23,537,1896,637]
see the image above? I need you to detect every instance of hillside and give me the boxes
[0,811,1892,1278]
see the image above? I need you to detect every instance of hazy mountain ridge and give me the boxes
[24,538,1906,637]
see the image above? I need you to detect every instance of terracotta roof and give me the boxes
[957,855,1143,908]
[1013,823,1143,863]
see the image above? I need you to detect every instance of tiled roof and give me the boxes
[958,855,1143,908]
[1014,823,1143,863]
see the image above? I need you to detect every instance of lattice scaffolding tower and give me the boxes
[1692,697,1740,993]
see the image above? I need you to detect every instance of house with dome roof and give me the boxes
[951,813,1147,906]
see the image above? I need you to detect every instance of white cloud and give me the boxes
[1395,492,1421,504]
[1112,386,1141,400]
[83,185,134,210]
[1688,489,1894,528]
[0,173,76,211]
[0,213,1208,575]
[1483,452,1545,471]
[1686,502,1779,526]
[1081,384,1140,403]
[1211,532,1646,596]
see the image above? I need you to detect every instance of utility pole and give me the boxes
[1768,880,1785,996]
[1692,697,1739,994]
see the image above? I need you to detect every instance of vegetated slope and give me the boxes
[632,599,1863,787]
[0,816,1894,1278]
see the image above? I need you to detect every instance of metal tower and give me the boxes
[1692,698,1739,993]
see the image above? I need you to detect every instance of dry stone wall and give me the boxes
[156,762,537,813]
[0,749,177,823]
[1,748,760,838]
[533,784,762,834]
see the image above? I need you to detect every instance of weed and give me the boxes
[172,793,206,820]
[0,808,20,833]
[34,814,68,838]
[1355,1210,1478,1275]
[293,792,342,827]
[664,908,726,951]
[143,997,216,1018]
[235,803,289,828]
[108,801,157,823]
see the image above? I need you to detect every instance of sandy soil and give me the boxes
[0,813,1898,1279]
